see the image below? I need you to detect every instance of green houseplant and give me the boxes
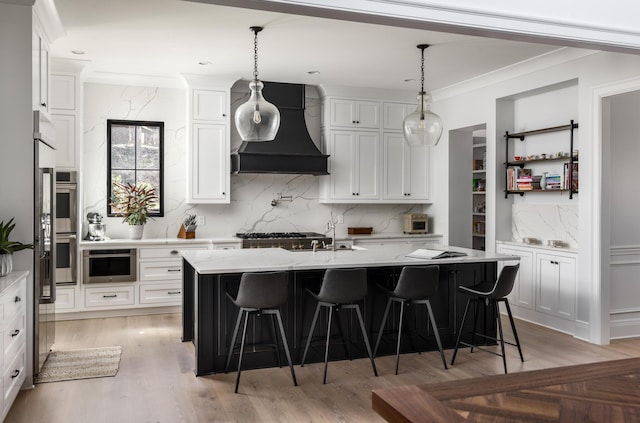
[0,218,34,277]
[110,182,158,239]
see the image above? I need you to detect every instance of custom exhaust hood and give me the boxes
[231,81,329,175]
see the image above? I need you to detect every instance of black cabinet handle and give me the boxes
[352,120,356,124]
[167,269,181,272]
[14,296,21,303]
[168,291,181,295]
[41,103,47,107]
[11,369,20,379]
[222,192,226,195]
[170,250,179,255]
[222,114,226,117]
[103,294,117,298]
[11,329,20,337]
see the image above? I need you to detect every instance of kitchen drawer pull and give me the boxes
[11,329,20,337]
[11,369,20,379]
[168,291,181,295]
[170,250,179,255]
[103,294,118,298]
[14,296,21,303]
[167,269,181,272]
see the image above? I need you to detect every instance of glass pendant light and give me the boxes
[403,44,443,147]
[234,26,280,142]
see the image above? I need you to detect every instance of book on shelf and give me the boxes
[507,168,531,191]
[406,248,468,259]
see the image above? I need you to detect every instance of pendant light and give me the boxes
[234,26,280,142]
[403,44,443,147]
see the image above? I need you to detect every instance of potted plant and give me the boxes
[0,218,34,277]
[110,182,158,240]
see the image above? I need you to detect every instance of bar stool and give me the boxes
[225,271,297,393]
[300,268,378,384]
[451,264,523,374]
[373,265,447,374]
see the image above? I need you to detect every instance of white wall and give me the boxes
[82,82,424,240]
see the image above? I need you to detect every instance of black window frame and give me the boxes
[106,119,164,217]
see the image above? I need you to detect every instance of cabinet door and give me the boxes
[407,143,431,201]
[188,123,229,203]
[536,255,557,316]
[382,133,407,200]
[536,253,576,320]
[556,255,577,319]
[329,99,357,127]
[327,131,357,200]
[51,114,76,169]
[355,132,380,199]
[356,101,380,129]
[192,89,227,122]
[32,27,50,116]
[496,246,534,310]
[382,102,413,131]
[50,74,76,110]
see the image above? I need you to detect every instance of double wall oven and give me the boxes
[55,171,77,285]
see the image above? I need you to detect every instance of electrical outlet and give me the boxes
[337,214,344,224]
[197,216,206,226]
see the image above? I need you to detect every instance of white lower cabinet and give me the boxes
[84,285,135,308]
[55,287,76,310]
[497,243,577,333]
[0,272,27,421]
[139,283,182,305]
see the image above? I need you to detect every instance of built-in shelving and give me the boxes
[504,120,578,199]
[472,135,486,250]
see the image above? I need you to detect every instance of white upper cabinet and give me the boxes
[32,23,50,117]
[186,84,231,204]
[51,73,80,170]
[382,102,414,132]
[51,114,76,169]
[329,98,380,129]
[50,74,76,110]
[382,133,430,202]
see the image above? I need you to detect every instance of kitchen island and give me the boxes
[181,244,518,376]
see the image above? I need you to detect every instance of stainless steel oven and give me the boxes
[55,233,77,285]
[56,171,77,234]
[83,248,137,283]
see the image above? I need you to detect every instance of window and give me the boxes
[107,119,164,217]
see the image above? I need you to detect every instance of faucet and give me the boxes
[311,239,319,252]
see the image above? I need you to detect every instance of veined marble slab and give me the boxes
[182,244,518,274]
[512,204,578,248]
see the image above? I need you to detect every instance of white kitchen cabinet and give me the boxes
[139,283,182,305]
[188,123,228,203]
[496,244,534,310]
[32,23,50,117]
[382,133,431,201]
[323,130,379,201]
[187,85,231,204]
[84,285,135,308]
[51,114,76,169]
[328,98,380,129]
[0,272,27,421]
[536,251,577,320]
[382,102,414,131]
[192,89,227,122]
[55,287,76,311]
[50,74,76,110]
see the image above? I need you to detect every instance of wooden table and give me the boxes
[372,357,640,422]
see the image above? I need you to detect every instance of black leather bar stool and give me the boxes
[225,271,297,393]
[300,268,378,384]
[451,264,523,374]
[373,265,447,374]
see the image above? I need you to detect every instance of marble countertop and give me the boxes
[182,243,519,274]
[0,270,28,295]
[78,237,240,248]
[497,240,578,254]
[338,233,443,241]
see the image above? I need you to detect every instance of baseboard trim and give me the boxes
[54,306,181,321]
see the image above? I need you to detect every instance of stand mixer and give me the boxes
[85,212,106,241]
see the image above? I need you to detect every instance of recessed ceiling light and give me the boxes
[198,61,212,66]
[307,70,320,75]
[71,50,85,55]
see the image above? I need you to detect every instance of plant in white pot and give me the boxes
[0,218,34,277]
[110,182,158,240]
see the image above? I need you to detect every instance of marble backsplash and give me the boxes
[512,204,578,248]
[82,82,424,240]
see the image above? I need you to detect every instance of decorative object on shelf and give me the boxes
[547,239,566,248]
[0,218,34,276]
[347,227,373,235]
[403,44,443,147]
[522,237,540,245]
[234,26,280,142]
[178,214,198,239]
[540,172,548,190]
[110,182,158,240]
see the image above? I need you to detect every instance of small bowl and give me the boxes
[522,237,540,245]
[547,240,565,248]
[514,155,523,161]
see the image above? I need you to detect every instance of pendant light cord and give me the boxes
[420,45,426,120]
[253,28,260,81]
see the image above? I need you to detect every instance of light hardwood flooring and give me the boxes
[6,314,640,423]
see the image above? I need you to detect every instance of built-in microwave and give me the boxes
[402,213,429,234]
[55,171,77,234]
[83,248,137,283]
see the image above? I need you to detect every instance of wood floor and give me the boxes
[6,314,640,423]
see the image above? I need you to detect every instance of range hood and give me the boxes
[231,81,329,175]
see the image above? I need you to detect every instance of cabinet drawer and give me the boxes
[55,287,76,310]
[1,282,26,325]
[84,286,135,308]
[138,246,208,259]
[3,313,25,366]
[3,346,25,414]
[139,283,182,305]
[139,260,182,281]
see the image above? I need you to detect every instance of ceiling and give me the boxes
[50,0,562,92]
